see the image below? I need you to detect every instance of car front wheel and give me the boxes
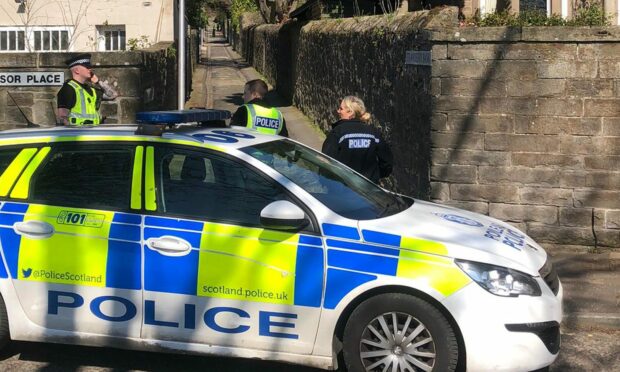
[342,293,458,372]
[0,295,9,350]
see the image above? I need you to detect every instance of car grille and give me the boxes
[539,258,560,296]
[506,321,561,355]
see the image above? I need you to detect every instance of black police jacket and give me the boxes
[322,119,393,183]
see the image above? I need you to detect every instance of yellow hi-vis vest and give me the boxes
[245,104,283,135]
[67,80,100,126]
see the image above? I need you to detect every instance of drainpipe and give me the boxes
[178,0,186,110]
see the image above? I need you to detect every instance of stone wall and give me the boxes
[233,13,266,67]
[240,10,456,198]
[0,37,198,129]
[236,8,620,251]
[429,26,620,251]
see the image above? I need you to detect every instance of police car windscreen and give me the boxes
[241,140,411,220]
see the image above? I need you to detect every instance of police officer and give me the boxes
[230,79,288,136]
[56,54,118,126]
[322,96,393,183]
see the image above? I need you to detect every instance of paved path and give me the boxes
[186,33,325,150]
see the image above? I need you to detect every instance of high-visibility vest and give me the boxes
[67,80,100,126]
[245,104,283,135]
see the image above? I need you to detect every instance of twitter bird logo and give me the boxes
[22,268,32,278]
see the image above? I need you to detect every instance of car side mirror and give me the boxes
[260,200,308,231]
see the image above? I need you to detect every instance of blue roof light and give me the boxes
[135,109,231,125]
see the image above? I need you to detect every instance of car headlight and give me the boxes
[455,259,541,297]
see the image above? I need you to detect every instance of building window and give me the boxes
[97,25,126,51]
[0,26,70,53]
[32,29,70,52]
[0,29,26,52]
[520,0,548,11]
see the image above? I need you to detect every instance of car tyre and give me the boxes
[342,293,458,372]
[0,295,9,350]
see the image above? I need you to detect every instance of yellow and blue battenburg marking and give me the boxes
[0,201,469,311]
[143,216,324,308]
[322,223,471,309]
[0,202,141,289]
[0,204,324,307]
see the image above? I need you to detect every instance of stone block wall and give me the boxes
[0,41,185,129]
[429,27,620,251]
[233,13,266,66]
[241,10,456,198]
[236,8,620,251]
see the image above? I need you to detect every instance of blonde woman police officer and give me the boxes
[322,96,393,183]
[230,79,288,136]
[56,54,118,126]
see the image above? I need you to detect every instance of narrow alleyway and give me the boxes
[186,31,325,150]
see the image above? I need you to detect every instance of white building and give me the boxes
[0,0,175,53]
[469,0,619,24]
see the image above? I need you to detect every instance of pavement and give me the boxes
[552,250,620,330]
[185,33,325,150]
[185,32,620,332]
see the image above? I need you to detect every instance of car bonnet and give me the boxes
[358,199,548,276]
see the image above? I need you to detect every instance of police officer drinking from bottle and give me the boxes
[230,79,288,136]
[56,54,118,126]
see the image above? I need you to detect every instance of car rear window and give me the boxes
[30,145,134,210]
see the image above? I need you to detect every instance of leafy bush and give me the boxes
[128,35,151,50]
[472,4,611,27]
[187,0,210,28]
[568,3,611,25]
[231,0,258,30]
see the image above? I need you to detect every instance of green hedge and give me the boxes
[472,5,611,27]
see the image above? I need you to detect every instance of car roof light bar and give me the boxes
[134,109,231,135]
[136,109,231,126]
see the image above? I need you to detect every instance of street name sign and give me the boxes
[0,72,64,86]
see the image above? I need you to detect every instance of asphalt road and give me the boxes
[0,329,617,371]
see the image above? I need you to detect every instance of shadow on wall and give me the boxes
[431,28,620,250]
[436,30,522,172]
[275,20,304,106]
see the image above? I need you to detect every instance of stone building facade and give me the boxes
[0,0,175,53]
[236,8,620,251]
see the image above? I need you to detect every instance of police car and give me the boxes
[0,110,561,372]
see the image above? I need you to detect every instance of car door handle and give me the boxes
[146,236,192,256]
[13,221,55,239]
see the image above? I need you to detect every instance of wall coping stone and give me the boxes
[297,8,456,35]
[144,41,174,52]
[0,47,176,70]
[246,8,620,43]
[36,52,144,68]
[430,26,620,43]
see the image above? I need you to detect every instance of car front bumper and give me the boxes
[442,278,563,372]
